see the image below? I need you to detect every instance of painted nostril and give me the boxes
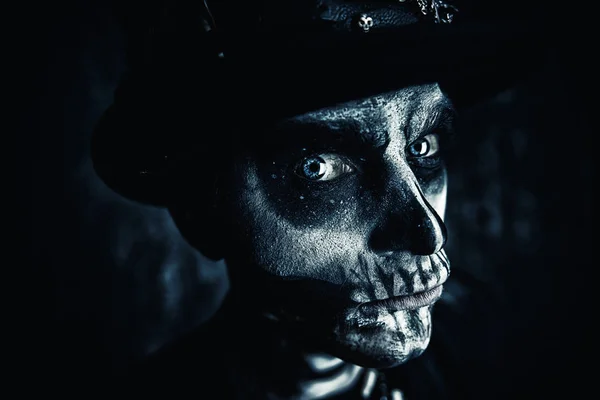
[368,205,446,256]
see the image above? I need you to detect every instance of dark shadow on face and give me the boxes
[173,83,455,369]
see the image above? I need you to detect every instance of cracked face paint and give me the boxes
[206,83,453,369]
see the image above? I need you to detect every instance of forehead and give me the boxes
[269,84,451,148]
[288,83,447,126]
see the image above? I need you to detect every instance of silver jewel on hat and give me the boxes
[416,0,458,23]
[357,14,374,32]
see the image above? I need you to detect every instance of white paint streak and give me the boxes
[298,364,364,400]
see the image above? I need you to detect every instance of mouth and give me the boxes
[360,285,444,312]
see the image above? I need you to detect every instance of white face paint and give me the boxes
[207,83,453,370]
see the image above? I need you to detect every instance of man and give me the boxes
[91,0,544,398]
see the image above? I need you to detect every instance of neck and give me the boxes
[217,290,368,399]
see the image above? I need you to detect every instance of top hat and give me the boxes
[91,0,548,206]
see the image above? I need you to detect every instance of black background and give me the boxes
[23,0,595,397]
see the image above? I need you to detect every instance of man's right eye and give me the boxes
[294,154,354,182]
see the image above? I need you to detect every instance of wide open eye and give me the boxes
[407,134,440,158]
[294,154,354,182]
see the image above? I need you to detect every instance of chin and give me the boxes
[326,306,434,369]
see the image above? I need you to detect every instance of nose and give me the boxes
[368,176,447,256]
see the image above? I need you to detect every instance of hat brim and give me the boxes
[219,22,546,117]
[91,21,548,206]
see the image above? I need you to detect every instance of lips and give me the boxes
[361,285,444,312]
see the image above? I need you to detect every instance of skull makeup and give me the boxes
[170,83,453,369]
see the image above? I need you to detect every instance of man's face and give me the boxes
[218,83,452,368]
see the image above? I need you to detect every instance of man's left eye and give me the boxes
[407,134,440,158]
[294,154,354,182]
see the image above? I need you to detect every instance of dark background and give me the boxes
[24,0,594,397]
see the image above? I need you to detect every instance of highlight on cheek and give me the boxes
[294,153,355,182]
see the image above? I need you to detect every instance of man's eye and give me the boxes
[294,154,354,182]
[407,134,440,158]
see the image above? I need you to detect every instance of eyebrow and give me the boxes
[266,119,358,148]
[264,96,456,151]
[406,97,457,142]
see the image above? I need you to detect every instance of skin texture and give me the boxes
[171,83,453,396]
